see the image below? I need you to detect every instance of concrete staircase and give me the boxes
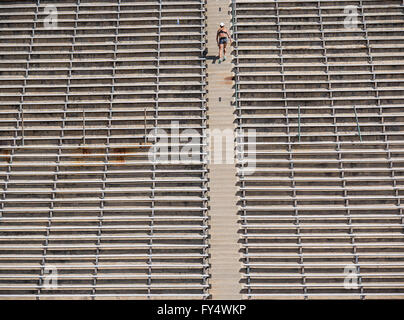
[0,0,208,299]
[233,0,404,299]
[205,0,241,300]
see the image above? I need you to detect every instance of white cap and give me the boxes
[220,22,224,27]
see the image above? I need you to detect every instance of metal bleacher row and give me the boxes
[0,0,208,299]
[232,0,404,299]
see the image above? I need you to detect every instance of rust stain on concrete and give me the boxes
[0,149,11,163]
[224,75,233,85]
[111,147,126,163]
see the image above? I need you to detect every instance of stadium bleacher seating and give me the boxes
[1,0,404,300]
[233,0,404,299]
[0,0,208,299]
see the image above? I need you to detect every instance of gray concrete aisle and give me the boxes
[206,0,241,300]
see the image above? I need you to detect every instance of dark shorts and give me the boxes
[219,37,228,45]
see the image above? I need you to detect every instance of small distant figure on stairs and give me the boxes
[217,22,232,64]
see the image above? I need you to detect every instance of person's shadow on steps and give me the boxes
[203,49,219,64]
[206,55,219,64]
